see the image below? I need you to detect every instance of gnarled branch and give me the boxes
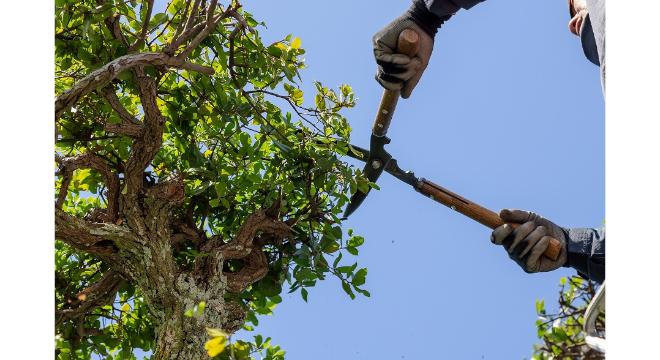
[100,86,143,138]
[218,210,291,260]
[128,0,155,52]
[225,249,269,293]
[122,67,166,199]
[55,208,138,256]
[96,0,129,46]
[206,209,291,293]
[56,153,120,221]
[175,1,229,60]
[56,271,125,326]
[145,173,186,206]
[55,52,213,120]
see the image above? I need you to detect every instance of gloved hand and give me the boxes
[372,0,451,98]
[491,209,568,273]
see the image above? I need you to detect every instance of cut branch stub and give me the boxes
[146,174,186,205]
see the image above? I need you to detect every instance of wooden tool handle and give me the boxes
[372,29,420,137]
[416,179,562,261]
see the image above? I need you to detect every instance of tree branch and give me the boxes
[55,53,213,120]
[55,208,138,255]
[100,86,144,137]
[206,0,218,23]
[123,67,166,198]
[96,0,129,46]
[128,0,155,52]
[225,249,269,293]
[217,210,291,260]
[100,86,140,125]
[176,1,230,60]
[183,0,202,33]
[145,173,186,206]
[56,153,121,221]
[56,271,125,326]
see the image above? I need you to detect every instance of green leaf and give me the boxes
[256,276,282,297]
[272,140,292,153]
[347,235,364,248]
[535,299,545,315]
[267,45,283,57]
[356,179,370,193]
[336,265,353,275]
[551,327,569,342]
[300,288,308,302]
[196,301,206,317]
[352,268,367,286]
[322,241,340,254]
[152,13,167,25]
[332,252,343,268]
[341,281,355,299]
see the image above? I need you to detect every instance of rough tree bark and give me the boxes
[54,2,288,358]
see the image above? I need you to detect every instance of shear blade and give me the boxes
[343,136,392,218]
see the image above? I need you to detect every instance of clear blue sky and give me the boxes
[241,1,604,359]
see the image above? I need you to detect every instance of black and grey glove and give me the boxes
[491,209,568,273]
[372,0,452,98]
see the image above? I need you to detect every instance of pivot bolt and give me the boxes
[371,160,382,169]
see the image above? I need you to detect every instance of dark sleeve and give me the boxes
[422,0,487,17]
[562,228,605,283]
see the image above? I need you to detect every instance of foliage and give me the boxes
[531,276,605,360]
[54,0,370,357]
[205,330,285,360]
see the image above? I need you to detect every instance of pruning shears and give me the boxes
[342,28,561,261]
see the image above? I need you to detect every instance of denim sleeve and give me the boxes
[562,228,605,283]
[423,0,486,17]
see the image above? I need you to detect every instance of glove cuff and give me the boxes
[407,0,452,36]
[562,227,605,283]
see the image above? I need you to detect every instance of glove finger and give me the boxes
[524,236,552,273]
[376,59,411,75]
[401,66,425,99]
[491,224,514,245]
[376,70,405,85]
[400,57,425,98]
[499,209,539,224]
[381,58,422,84]
[505,221,535,253]
[374,50,412,66]
[375,73,403,91]
[510,225,546,260]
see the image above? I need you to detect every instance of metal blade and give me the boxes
[343,135,393,218]
[383,158,419,188]
[344,142,419,187]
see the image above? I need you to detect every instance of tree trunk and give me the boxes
[146,274,246,359]
[150,291,247,359]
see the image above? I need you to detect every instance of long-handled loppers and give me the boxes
[343,144,562,260]
[341,27,561,260]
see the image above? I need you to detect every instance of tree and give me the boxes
[54,1,371,358]
[531,276,605,359]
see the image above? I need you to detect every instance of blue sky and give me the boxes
[240,1,604,359]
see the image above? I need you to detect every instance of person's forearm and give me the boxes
[563,227,605,283]
[422,0,486,17]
